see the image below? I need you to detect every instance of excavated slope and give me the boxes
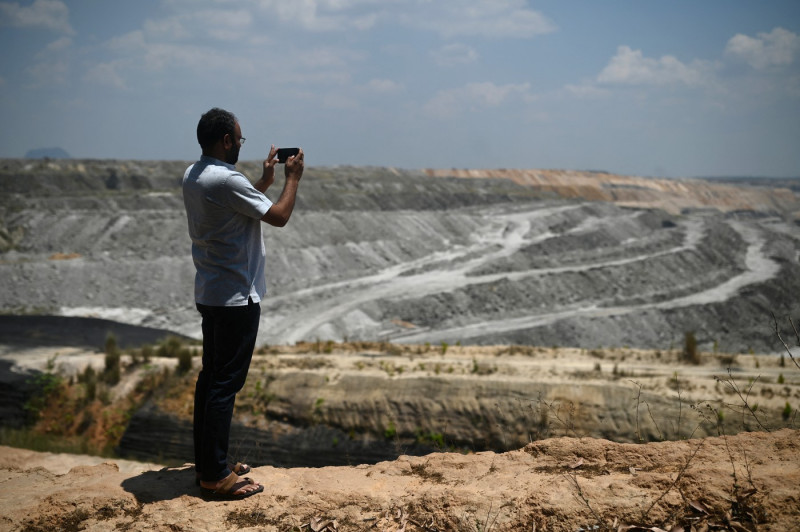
[0,159,798,354]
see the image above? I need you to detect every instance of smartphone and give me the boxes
[276,147,300,163]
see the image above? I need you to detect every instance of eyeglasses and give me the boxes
[225,134,246,146]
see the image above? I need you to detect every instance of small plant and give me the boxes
[176,347,193,375]
[782,402,792,421]
[104,333,119,357]
[23,372,63,423]
[312,397,325,418]
[715,370,769,431]
[683,331,700,365]
[157,336,184,358]
[778,373,785,384]
[379,360,395,377]
[440,342,449,356]
[104,333,121,385]
[384,421,397,439]
[82,365,97,402]
[416,430,445,449]
[140,345,153,364]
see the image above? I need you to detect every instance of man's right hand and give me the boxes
[285,148,304,181]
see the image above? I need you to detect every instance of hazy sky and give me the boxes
[1,0,798,177]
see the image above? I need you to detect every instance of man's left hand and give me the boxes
[257,145,278,192]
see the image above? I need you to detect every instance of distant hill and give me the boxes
[24,147,70,159]
[695,175,800,192]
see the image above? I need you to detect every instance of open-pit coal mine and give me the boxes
[1,159,798,352]
[1,159,798,467]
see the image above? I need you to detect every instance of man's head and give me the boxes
[197,107,244,165]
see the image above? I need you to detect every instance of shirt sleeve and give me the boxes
[224,172,273,219]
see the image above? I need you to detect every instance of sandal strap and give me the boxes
[215,473,240,494]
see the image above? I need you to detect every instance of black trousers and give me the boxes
[194,298,260,482]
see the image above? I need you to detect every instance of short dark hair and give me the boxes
[196,108,237,151]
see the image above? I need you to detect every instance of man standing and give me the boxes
[182,108,304,499]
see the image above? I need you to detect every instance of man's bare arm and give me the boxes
[261,148,304,227]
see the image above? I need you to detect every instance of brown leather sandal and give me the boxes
[200,472,263,500]
[195,462,251,485]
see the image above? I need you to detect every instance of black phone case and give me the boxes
[277,148,299,162]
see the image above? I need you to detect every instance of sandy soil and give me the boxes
[1,429,798,532]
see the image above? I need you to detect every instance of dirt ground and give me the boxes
[1,428,798,532]
[2,339,799,531]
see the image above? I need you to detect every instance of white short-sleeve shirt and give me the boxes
[182,156,273,306]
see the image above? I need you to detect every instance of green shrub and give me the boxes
[157,336,184,358]
[83,365,97,402]
[682,331,700,365]
[104,332,118,357]
[177,348,193,375]
[104,356,120,385]
[104,332,121,385]
[24,373,63,423]
[415,430,446,449]
[140,345,153,363]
